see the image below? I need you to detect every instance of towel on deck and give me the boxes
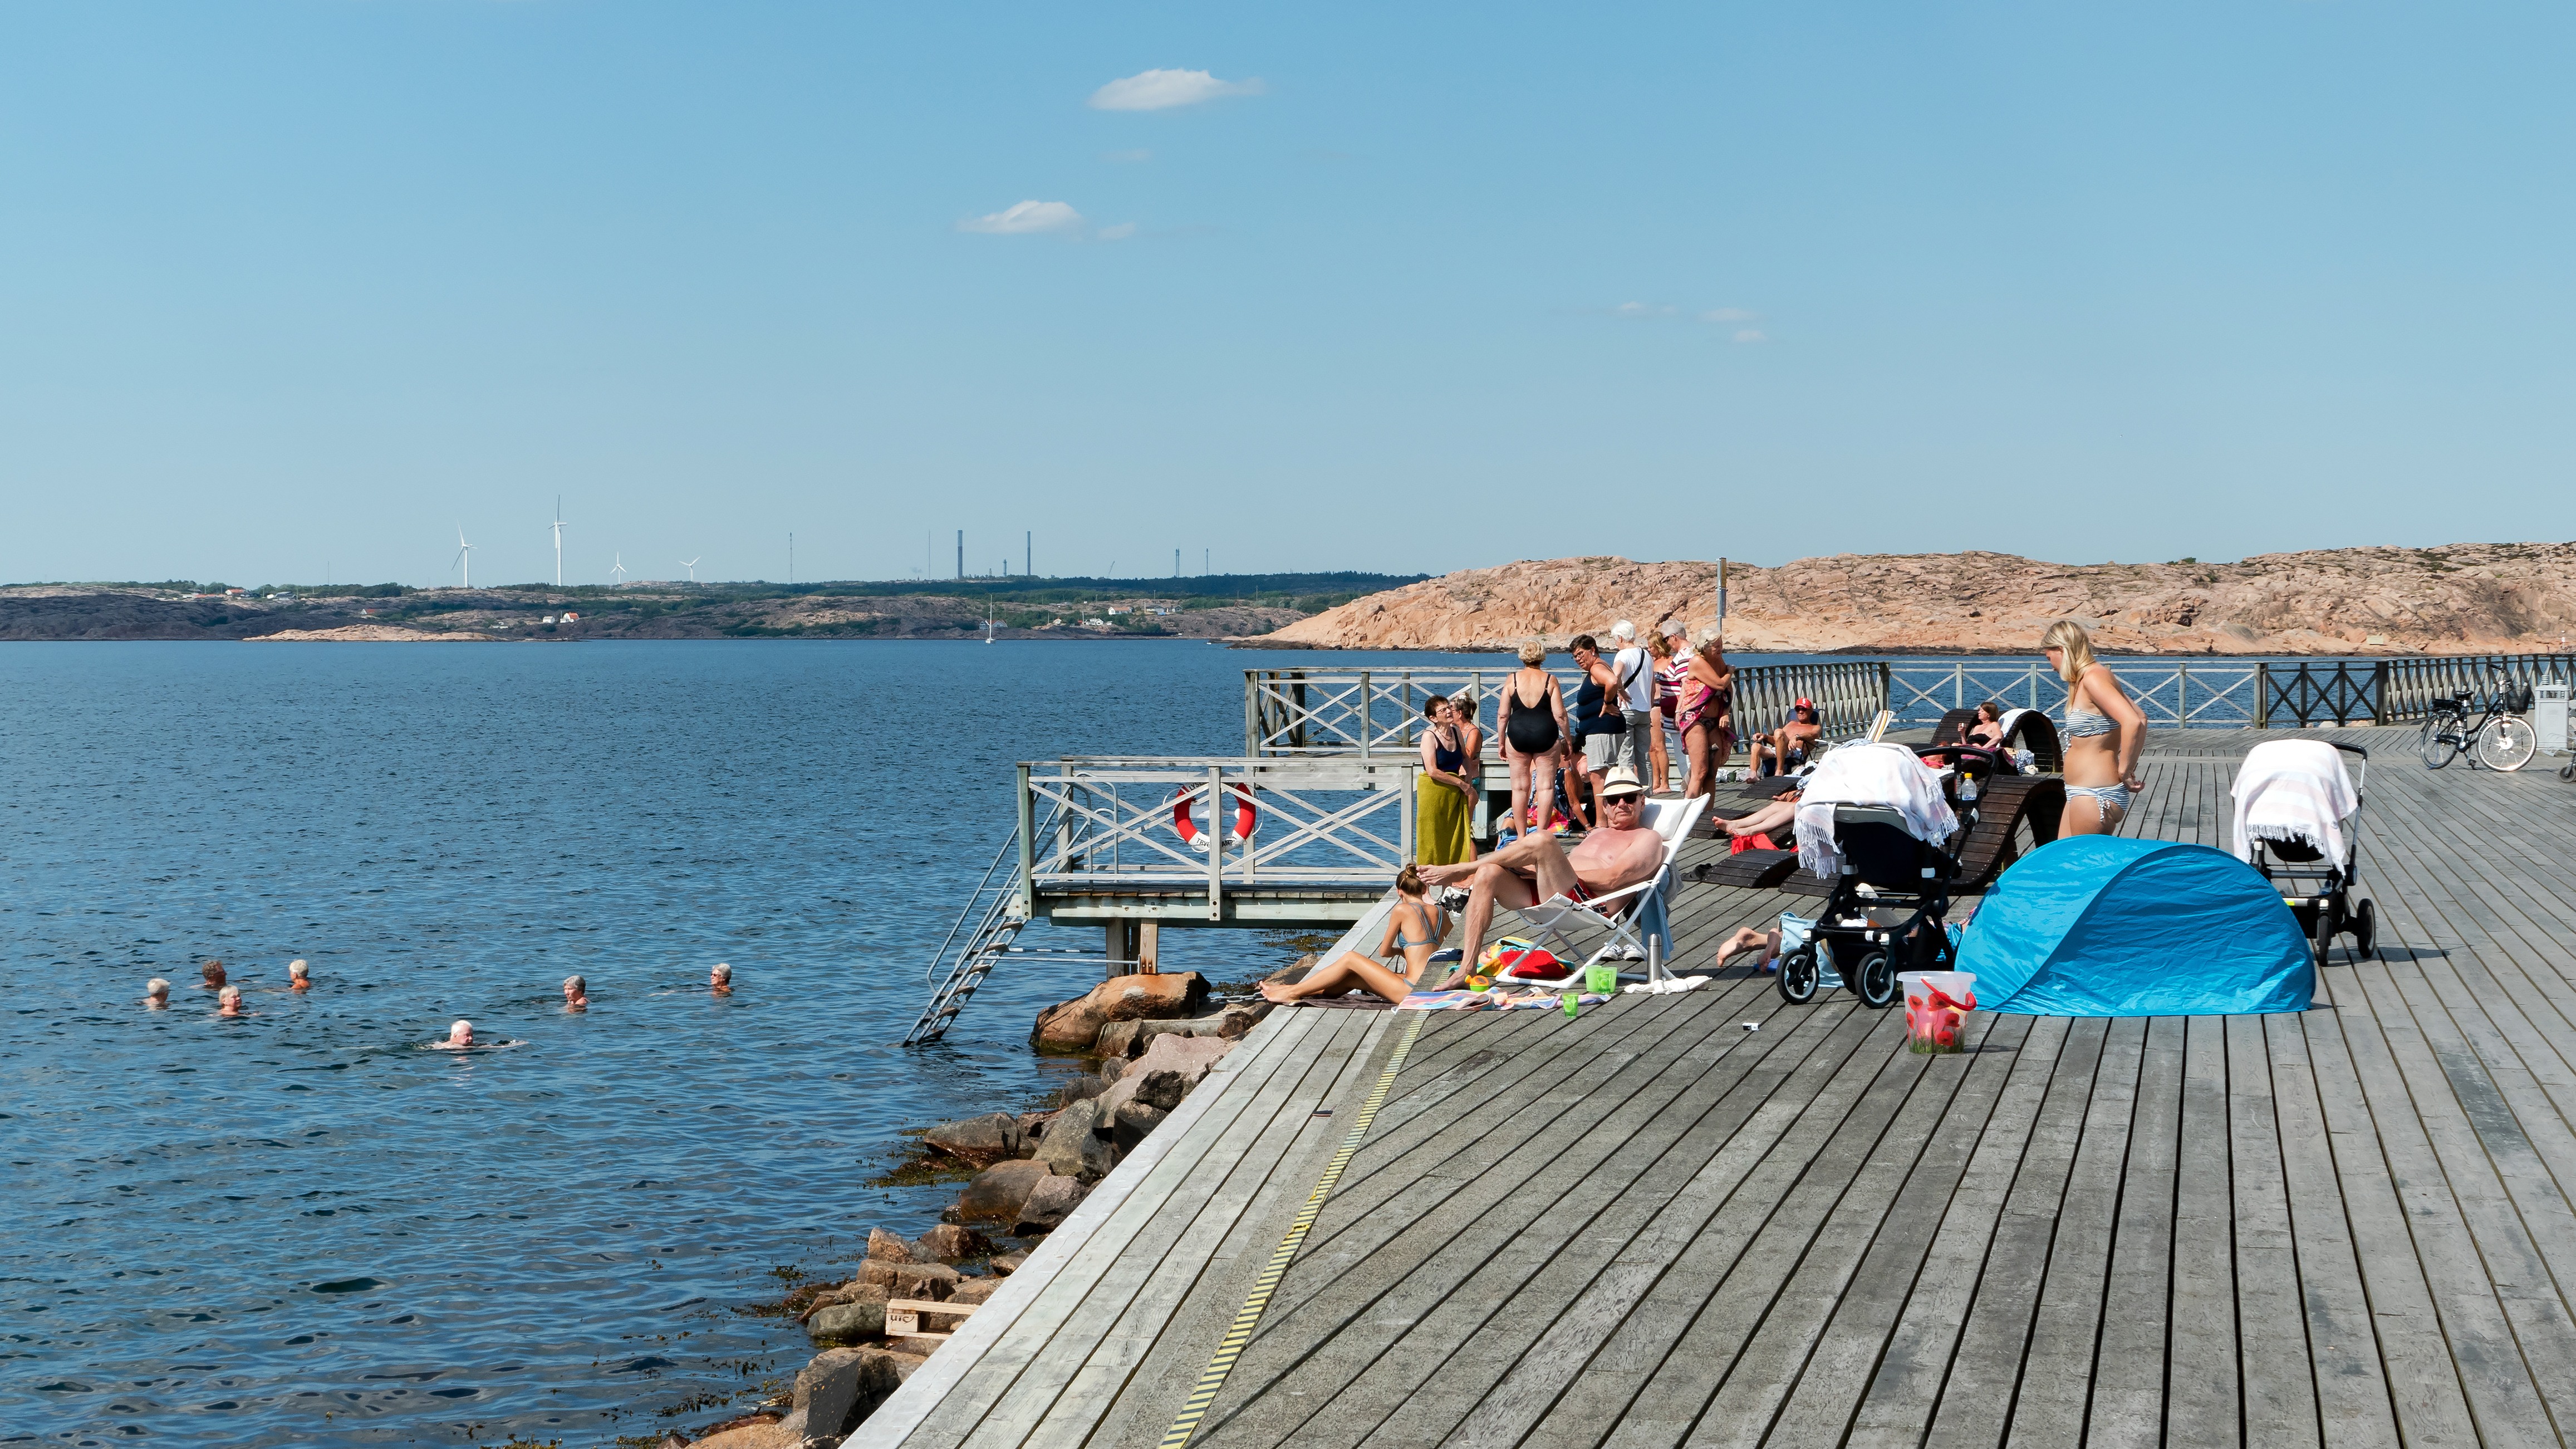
[1792,742,1959,879]
[2231,740,2357,867]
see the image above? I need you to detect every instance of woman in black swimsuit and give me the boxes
[1500,639,1571,841]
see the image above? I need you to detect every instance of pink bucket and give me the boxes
[1898,971,1976,1054]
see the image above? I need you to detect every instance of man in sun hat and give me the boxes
[1419,765,1664,979]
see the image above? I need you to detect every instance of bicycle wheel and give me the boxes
[2420,715,2459,770]
[2480,716,2538,772]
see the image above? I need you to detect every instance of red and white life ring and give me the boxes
[1172,785,1257,846]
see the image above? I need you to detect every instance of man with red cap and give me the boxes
[1751,697,1824,778]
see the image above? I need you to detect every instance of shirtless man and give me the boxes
[288,960,311,991]
[562,976,589,1011]
[145,978,171,1009]
[1419,766,1666,975]
[432,1020,476,1050]
[1751,699,1824,778]
[200,960,226,991]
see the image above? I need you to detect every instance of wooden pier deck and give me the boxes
[870,727,2576,1448]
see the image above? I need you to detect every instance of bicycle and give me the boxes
[2418,675,2537,771]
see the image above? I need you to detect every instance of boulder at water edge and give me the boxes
[1015,1174,1091,1234]
[921,1112,1023,1163]
[866,1226,917,1262]
[1033,1098,1120,1182]
[991,1250,1031,1276]
[686,1417,798,1449]
[856,1260,959,1300]
[1030,972,1210,1053]
[783,1345,923,1441]
[951,1275,1004,1305]
[951,1159,1049,1223]
[1095,1004,1269,1058]
[1111,1100,1169,1150]
[807,1284,891,1344]
[915,1223,992,1261]
[1093,1034,1233,1121]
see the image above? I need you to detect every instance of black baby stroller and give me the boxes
[2232,739,2376,968]
[1772,739,1969,1010]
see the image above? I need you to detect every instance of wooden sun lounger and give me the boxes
[1685,773,2065,897]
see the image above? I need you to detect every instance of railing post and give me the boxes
[1358,670,1372,760]
[1400,762,1416,864]
[1244,674,1259,756]
[2254,664,2271,728]
[1206,765,1224,922]
[1015,763,1036,918]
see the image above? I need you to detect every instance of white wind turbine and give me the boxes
[610,552,629,586]
[453,527,475,590]
[551,496,567,587]
[680,557,700,582]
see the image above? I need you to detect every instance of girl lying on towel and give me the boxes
[1261,865,1450,1007]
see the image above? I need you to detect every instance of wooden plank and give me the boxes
[2223,1015,2319,1449]
[2166,1015,2243,1448]
[2086,1016,2185,1449]
[2001,1016,2146,1445]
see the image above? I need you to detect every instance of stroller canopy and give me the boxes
[1957,836,2313,1016]
[2231,739,2358,866]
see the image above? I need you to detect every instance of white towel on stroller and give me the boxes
[2231,740,2357,867]
[1793,742,1959,878]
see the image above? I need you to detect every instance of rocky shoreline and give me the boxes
[653,971,1273,1448]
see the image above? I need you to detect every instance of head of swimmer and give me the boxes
[445,1019,474,1048]
[288,959,310,988]
[146,978,170,1007]
[217,985,243,1016]
[710,963,732,995]
[562,975,588,1009]
[200,960,225,989]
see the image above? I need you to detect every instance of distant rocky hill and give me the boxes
[1254,544,2576,655]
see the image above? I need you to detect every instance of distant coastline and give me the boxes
[0,573,1419,644]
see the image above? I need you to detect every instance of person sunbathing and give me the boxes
[1711,924,1781,972]
[1260,864,1451,1006]
[1419,766,1665,978]
[1719,790,1800,841]
[1749,699,1824,777]
[1966,701,2009,750]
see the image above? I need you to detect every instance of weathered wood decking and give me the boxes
[872,728,2576,1447]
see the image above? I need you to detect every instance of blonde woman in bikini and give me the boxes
[1259,864,1450,1005]
[2042,620,2147,835]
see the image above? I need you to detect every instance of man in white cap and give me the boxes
[1609,620,1656,796]
[1419,765,1666,978]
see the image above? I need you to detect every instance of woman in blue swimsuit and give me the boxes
[1258,864,1451,1005]
[2041,620,2147,835]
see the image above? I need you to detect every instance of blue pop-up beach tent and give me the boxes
[1956,836,2313,1016]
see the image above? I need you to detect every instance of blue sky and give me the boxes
[3,2,2572,587]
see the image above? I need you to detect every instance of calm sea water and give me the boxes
[1,639,1503,1449]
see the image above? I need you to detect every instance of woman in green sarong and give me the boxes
[1415,693,1480,865]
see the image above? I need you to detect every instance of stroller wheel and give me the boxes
[1853,950,1900,1010]
[1777,947,1820,1005]
[2351,898,2377,957]
[2312,900,2339,970]
[2560,763,2574,782]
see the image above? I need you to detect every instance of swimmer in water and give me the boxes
[217,985,246,1017]
[431,1020,475,1050]
[562,975,588,1010]
[288,960,311,991]
[710,963,732,996]
[146,978,171,1009]
[200,960,226,991]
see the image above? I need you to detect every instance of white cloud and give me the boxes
[1102,148,1153,164]
[1612,302,1676,319]
[1701,307,1755,324]
[1097,222,1137,241]
[1733,329,1768,344]
[959,200,1084,235]
[1088,68,1263,111]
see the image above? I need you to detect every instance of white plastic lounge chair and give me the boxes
[1510,795,1707,972]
